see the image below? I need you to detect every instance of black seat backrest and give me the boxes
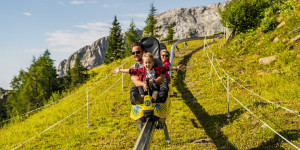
[140,37,161,60]
[159,43,167,50]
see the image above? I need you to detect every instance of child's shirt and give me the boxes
[146,69,155,82]
[129,66,166,82]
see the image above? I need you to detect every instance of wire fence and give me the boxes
[203,38,299,149]
[0,89,87,124]
[12,76,122,149]
[205,39,299,117]
[1,57,132,125]
[3,56,132,149]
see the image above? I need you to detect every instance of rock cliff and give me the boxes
[155,2,226,39]
[57,36,108,77]
[58,2,227,77]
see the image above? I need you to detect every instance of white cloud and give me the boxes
[70,0,97,5]
[23,12,32,16]
[45,21,110,53]
[75,22,111,31]
[58,1,65,6]
[70,0,85,5]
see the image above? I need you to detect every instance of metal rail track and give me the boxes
[133,118,156,150]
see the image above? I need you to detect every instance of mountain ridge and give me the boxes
[57,2,227,77]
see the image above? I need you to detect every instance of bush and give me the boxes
[260,4,280,32]
[219,0,272,34]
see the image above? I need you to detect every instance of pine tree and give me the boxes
[0,87,8,121]
[6,50,59,116]
[36,50,59,101]
[164,23,174,41]
[143,3,159,37]
[105,15,124,64]
[63,63,72,89]
[125,19,141,56]
[70,56,86,87]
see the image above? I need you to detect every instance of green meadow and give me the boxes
[1,1,300,149]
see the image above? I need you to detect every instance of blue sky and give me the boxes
[0,0,227,90]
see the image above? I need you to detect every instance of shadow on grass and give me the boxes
[249,130,299,150]
[173,45,299,149]
[174,45,242,149]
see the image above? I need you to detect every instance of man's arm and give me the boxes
[155,74,164,84]
[131,75,145,87]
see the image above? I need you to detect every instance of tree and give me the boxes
[105,15,124,64]
[143,3,159,37]
[0,87,8,121]
[36,50,59,102]
[125,19,141,56]
[164,23,174,41]
[70,56,86,87]
[63,63,72,89]
[6,50,59,116]
[219,0,271,34]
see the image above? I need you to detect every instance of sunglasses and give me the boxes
[131,51,141,55]
[162,55,168,57]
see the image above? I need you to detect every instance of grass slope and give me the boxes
[1,3,300,150]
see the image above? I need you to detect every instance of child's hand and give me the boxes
[114,67,120,74]
[143,82,148,92]
[149,81,154,88]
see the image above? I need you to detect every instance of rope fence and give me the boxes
[0,89,87,124]
[203,37,299,149]
[3,56,132,149]
[204,39,299,117]
[1,57,132,125]
[12,76,122,149]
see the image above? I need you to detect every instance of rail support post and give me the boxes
[164,123,171,145]
[210,53,214,78]
[87,87,90,128]
[122,65,124,91]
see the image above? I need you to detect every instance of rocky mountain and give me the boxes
[57,36,108,77]
[57,2,227,77]
[156,2,227,39]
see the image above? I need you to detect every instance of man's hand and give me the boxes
[114,67,120,74]
[155,74,164,84]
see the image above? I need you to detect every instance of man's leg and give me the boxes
[130,86,143,105]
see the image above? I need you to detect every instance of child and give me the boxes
[115,52,166,102]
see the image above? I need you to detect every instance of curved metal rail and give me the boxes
[169,34,223,76]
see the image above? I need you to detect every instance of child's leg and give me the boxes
[137,86,146,96]
[130,86,143,105]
